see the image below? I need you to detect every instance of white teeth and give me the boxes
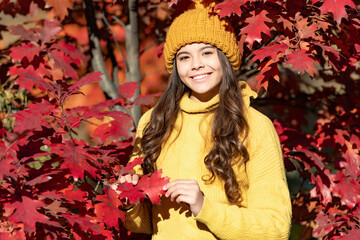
[192,74,208,80]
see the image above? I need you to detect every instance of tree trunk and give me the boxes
[125,0,142,127]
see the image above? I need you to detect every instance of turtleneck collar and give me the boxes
[179,81,257,114]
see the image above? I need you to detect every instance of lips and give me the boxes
[190,73,211,82]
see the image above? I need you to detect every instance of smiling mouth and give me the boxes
[191,73,211,82]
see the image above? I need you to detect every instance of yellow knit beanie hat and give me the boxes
[163,0,241,73]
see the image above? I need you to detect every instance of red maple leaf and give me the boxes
[119,157,143,176]
[8,24,40,42]
[118,82,139,99]
[49,49,79,80]
[137,169,169,204]
[62,72,102,102]
[95,187,125,227]
[51,41,87,66]
[214,0,246,18]
[0,142,17,179]
[252,42,289,62]
[5,196,57,233]
[241,10,272,47]
[117,182,145,204]
[255,60,280,90]
[19,72,56,93]
[12,100,54,133]
[46,0,74,21]
[50,140,99,179]
[339,228,360,240]
[295,17,318,39]
[333,172,360,208]
[132,92,161,106]
[60,185,87,203]
[10,42,41,62]
[312,0,356,24]
[338,146,360,179]
[62,213,102,233]
[92,115,134,144]
[313,210,342,238]
[310,169,334,206]
[8,65,49,92]
[285,49,318,77]
[39,20,62,44]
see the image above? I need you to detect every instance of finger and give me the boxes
[132,174,139,185]
[119,175,126,183]
[166,187,192,201]
[163,179,197,191]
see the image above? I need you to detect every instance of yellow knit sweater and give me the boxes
[124,82,292,239]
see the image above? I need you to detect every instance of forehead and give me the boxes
[177,43,215,53]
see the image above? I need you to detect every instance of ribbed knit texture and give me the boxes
[163,1,241,73]
[125,82,292,239]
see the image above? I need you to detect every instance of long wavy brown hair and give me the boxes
[138,49,249,204]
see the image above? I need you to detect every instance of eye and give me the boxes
[178,55,189,61]
[203,51,213,56]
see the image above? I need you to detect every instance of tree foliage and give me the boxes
[1,0,359,239]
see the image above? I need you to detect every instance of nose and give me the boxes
[191,56,204,70]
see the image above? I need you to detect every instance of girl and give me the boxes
[120,1,292,239]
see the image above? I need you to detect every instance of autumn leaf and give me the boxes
[62,213,102,233]
[12,100,54,133]
[119,157,143,176]
[310,169,334,206]
[60,185,87,203]
[46,0,74,20]
[312,0,356,24]
[339,228,360,240]
[333,172,360,208]
[51,40,87,66]
[285,49,318,77]
[50,140,99,179]
[44,200,67,217]
[19,72,56,93]
[49,49,79,80]
[241,10,272,47]
[95,187,125,227]
[214,0,246,18]
[39,20,62,44]
[252,42,289,62]
[137,169,169,204]
[118,82,139,99]
[338,143,360,179]
[132,92,161,106]
[117,182,145,204]
[255,60,280,91]
[10,42,41,62]
[5,196,57,233]
[62,72,103,102]
[92,116,133,144]
[313,210,342,238]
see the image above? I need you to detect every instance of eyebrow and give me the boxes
[176,46,216,57]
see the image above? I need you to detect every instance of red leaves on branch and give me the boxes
[1,18,166,239]
[241,10,272,47]
[4,196,58,233]
[285,49,318,77]
[95,187,126,227]
[313,0,356,24]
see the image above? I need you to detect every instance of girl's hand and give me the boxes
[112,174,140,210]
[163,179,204,217]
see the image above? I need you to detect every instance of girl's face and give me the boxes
[176,43,223,102]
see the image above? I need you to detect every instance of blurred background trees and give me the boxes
[1,0,359,239]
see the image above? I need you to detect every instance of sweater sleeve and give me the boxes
[123,110,153,234]
[193,111,292,239]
